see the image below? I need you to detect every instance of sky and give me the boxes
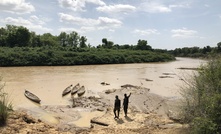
[0,0,221,50]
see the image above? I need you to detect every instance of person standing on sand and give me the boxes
[114,95,121,119]
[123,93,131,117]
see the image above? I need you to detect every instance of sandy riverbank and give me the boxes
[0,83,189,134]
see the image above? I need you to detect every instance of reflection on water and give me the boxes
[0,57,206,108]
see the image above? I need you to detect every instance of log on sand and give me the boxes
[90,119,109,126]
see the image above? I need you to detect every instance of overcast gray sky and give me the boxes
[0,0,220,49]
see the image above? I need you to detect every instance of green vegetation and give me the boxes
[180,55,221,133]
[0,76,12,126]
[0,46,175,66]
[170,44,221,58]
[0,25,175,66]
[1,24,221,66]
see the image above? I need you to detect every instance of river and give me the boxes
[0,57,206,109]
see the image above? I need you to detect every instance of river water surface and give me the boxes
[0,57,206,109]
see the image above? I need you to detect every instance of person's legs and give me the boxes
[124,105,128,116]
[117,108,120,118]
[113,108,117,118]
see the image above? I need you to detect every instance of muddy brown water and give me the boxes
[0,57,206,126]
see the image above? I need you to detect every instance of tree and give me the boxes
[40,33,58,47]
[107,41,114,49]
[68,31,79,48]
[217,42,221,52]
[5,25,18,47]
[15,26,31,47]
[102,38,108,47]
[0,27,7,46]
[173,48,182,56]
[4,25,31,47]
[58,32,68,47]
[30,32,41,47]
[101,38,114,49]
[181,47,190,56]
[202,46,212,54]
[120,44,132,49]
[136,39,152,50]
[79,36,87,48]
[190,47,200,54]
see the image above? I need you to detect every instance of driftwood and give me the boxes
[104,89,116,94]
[159,76,173,78]
[140,78,153,81]
[90,119,109,126]
[145,78,153,81]
[177,67,199,70]
[121,84,138,89]
[101,82,110,85]
[162,73,176,75]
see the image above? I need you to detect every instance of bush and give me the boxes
[180,55,221,133]
[0,76,12,126]
[191,117,217,134]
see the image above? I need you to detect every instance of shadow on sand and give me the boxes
[115,118,124,124]
[125,116,133,122]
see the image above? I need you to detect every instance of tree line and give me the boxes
[0,24,220,66]
[0,25,152,51]
[1,24,220,56]
[170,44,221,58]
[0,25,174,66]
[0,25,88,48]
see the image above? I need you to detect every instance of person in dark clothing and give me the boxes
[114,95,121,119]
[123,93,131,117]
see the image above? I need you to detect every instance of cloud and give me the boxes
[96,4,136,14]
[58,13,122,29]
[169,4,190,8]
[97,17,122,28]
[86,0,106,6]
[133,29,159,36]
[139,1,191,13]
[59,13,98,26]
[0,17,52,33]
[140,2,171,13]
[171,28,198,38]
[29,15,45,25]
[59,26,96,34]
[59,27,79,33]
[3,17,31,26]
[58,0,105,11]
[0,0,35,14]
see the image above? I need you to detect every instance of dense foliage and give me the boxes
[169,44,221,58]
[180,55,221,133]
[0,46,174,66]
